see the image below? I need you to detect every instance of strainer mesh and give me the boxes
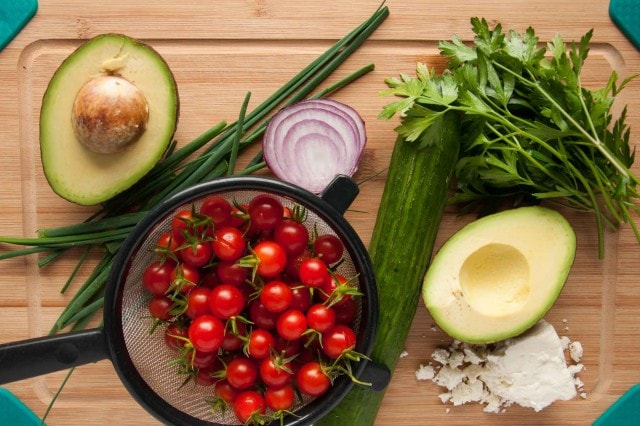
[120,189,363,424]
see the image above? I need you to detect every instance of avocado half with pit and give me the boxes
[40,33,179,205]
[422,206,576,344]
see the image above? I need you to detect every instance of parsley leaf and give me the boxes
[380,18,640,258]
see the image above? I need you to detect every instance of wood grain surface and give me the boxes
[1,0,639,424]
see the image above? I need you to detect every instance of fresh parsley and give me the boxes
[380,17,639,258]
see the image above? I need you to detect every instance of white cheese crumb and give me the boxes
[569,341,584,362]
[415,364,435,381]
[399,350,409,359]
[416,320,585,413]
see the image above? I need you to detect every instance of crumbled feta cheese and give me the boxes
[434,365,466,390]
[416,320,585,413]
[569,341,583,362]
[415,364,435,381]
[400,350,409,359]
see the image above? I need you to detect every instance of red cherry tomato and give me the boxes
[164,323,188,350]
[249,300,279,330]
[259,357,292,388]
[273,220,309,256]
[313,234,344,264]
[216,261,249,286]
[179,240,213,268]
[253,241,287,278]
[276,309,307,340]
[264,384,295,412]
[246,329,276,360]
[200,196,232,227]
[148,296,173,320]
[186,287,211,319]
[142,260,175,295]
[321,324,356,359]
[260,281,293,313]
[212,226,247,261]
[214,379,239,405]
[296,361,330,397]
[226,357,258,390]
[233,390,266,424]
[248,194,284,232]
[298,257,329,288]
[306,303,336,333]
[208,284,246,319]
[188,314,225,353]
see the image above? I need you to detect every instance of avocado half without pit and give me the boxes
[40,33,179,205]
[422,206,576,344]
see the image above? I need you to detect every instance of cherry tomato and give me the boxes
[192,349,220,369]
[249,300,279,330]
[233,390,266,424]
[212,226,247,261]
[171,210,194,241]
[186,287,211,319]
[216,261,249,286]
[200,196,232,227]
[148,295,173,320]
[276,309,307,340]
[273,220,309,256]
[284,249,311,280]
[248,194,284,232]
[188,314,225,353]
[179,240,213,268]
[306,303,336,333]
[296,361,330,397]
[196,366,216,386]
[333,297,357,325]
[264,384,295,412]
[156,232,181,256]
[170,263,200,294]
[246,329,275,360]
[288,284,312,312]
[228,205,249,228]
[313,234,344,264]
[321,324,356,359]
[142,260,175,295]
[259,357,292,388]
[208,284,246,319]
[214,379,239,405]
[260,281,292,313]
[164,323,188,350]
[320,273,353,306]
[222,321,247,352]
[226,357,258,390]
[200,270,220,289]
[253,241,287,278]
[274,335,301,359]
[298,257,329,288]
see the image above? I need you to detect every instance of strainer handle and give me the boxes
[319,175,359,215]
[0,328,108,384]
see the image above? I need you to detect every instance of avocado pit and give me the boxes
[72,75,149,154]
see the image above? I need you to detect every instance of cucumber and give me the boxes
[316,111,460,425]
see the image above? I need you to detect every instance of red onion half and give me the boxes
[263,99,366,194]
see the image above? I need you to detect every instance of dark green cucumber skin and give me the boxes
[316,112,460,426]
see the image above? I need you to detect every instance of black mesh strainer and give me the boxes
[0,175,390,425]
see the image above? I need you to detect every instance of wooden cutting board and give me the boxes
[1,0,639,424]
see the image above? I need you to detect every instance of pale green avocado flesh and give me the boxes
[422,206,576,344]
[40,33,179,205]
